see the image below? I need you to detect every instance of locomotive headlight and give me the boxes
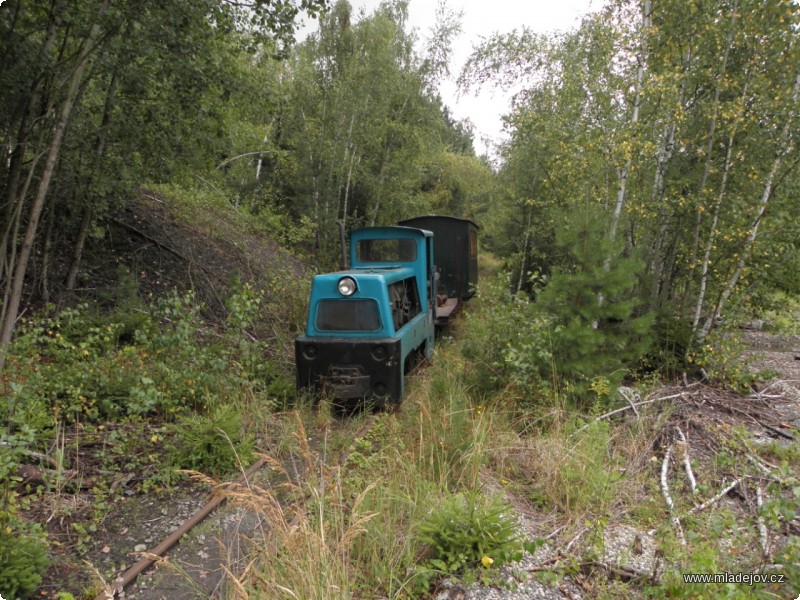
[337,276,357,296]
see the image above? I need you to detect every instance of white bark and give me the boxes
[687,0,738,290]
[699,70,800,342]
[756,486,769,557]
[660,444,687,546]
[607,0,649,249]
[675,426,697,494]
[691,127,737,334]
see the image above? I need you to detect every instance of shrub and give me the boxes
[0,526,49,599]
[460,273,554,402]
[410,490,530,591]
[0,428,49,599]
[2,285,295,428]
[168,405,254,476]
[689,331,758,393]
[532,208,653,403]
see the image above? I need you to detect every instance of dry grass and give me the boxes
[215,345,506,598]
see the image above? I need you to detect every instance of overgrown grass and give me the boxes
[231,269,800,599]
[0,283,297,597]
[233,343,529,598]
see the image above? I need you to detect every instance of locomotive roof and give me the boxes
[398,215,480,229]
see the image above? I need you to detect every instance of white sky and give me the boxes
[299,0,599,158]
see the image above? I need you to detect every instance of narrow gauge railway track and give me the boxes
[94,410,382,600]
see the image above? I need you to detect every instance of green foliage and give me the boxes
[534,208,654,402]
[0,526,49,600]
[464,0,800,357]
[642,309,695,379]
[464,214,654,407]
[0,430,49,600]
[461,272,554,402]
[774,536,800,593]
[410,490,530,593]
[2,286,292,430]
[168,405,254,476]
[758,290,800,336]
[264,0,475,263]
[689,331,758,393]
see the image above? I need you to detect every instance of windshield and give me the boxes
[315,299,381,332]
[356,238,417,262]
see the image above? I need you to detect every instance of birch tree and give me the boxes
[462,0,800,360]
[0,0,328,366]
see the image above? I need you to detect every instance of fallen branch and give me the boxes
[529,559,657,584]
[706,398,792,440]
[619,387,640,418]
[565,524,593,553]
[675,427,697,494]
[581,560,656,583]
[661,445,676,512]
[746,454,776,477]
[751,379,795,396]
[756,486,769,558]
[16,464,94,490]
[0,444,62,470]
[572,392,687,435]
[687,479,742,515]
[762,422,795,441]
[543,524,567,541]
[660,444,686,546]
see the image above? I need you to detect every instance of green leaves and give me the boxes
[412,489,526,592]
[466,0,800,372]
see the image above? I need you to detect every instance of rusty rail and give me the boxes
[96,407,385,599]
[95,457,266,600]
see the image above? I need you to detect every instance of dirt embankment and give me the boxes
[79,191,305,320]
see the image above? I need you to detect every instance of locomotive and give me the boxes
[295,216,478,408]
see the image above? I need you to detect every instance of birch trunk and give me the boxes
[607,0,649,249]
[647,39,694,304]
[0,0,110,364]
[369,149,390,227]
[698,70,800,342]
[596,0,650,321]
[686,0,738,294]
[691,129,736,335]
[340,147,360,230]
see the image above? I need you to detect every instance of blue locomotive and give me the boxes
[295,216,478,408]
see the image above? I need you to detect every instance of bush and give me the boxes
[461,273,554,402]
[410,490,530,592]
[168,405,254,476]
[0,527,49,599]
[0,429,49,599]
[532,208,653,403]
[689,330,758,393]
[1,285,293,428]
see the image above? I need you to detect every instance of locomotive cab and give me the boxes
[295,226,435,407]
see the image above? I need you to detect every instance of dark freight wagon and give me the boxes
[399,215,478,300]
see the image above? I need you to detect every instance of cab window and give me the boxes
[357,238,417,262]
